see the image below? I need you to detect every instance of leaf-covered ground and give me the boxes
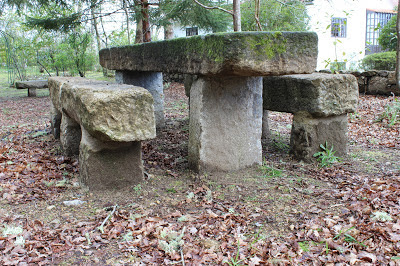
[0,84,399,265]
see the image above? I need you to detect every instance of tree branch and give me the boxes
[192,0,233,16]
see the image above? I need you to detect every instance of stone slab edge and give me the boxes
[99,31,318,76]
[48,77,156,142]
[263,73,358,117]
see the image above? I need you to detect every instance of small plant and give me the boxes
[298,241,310,252]
[259,158,283,178]
[313,142,341,168]
[227,240,244,266]
[271,131,289,150]
[333,226,366,248]
[133,184,142,194]
[375,94,399,127]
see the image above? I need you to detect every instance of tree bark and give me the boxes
[233,0,241,32]
[122,0,131,44]
[164,20,174,39]
[396,0,400,89]
[142,0,151,42]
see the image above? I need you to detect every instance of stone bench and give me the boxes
[100,31,318,172]
[48,77,156,189]
[263,73,358,161]
[15,80,48,97]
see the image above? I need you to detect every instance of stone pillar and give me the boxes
[290,112,348,162]
[189,76,263,172]
[60,112,81,157]
[79,128,143,190]
[28,88,37,97]
[115,70,165,129]
[50,103,62,139]
[262,110,270,139]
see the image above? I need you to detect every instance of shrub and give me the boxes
[361,51,396,71]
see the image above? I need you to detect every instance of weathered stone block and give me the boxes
[263,73,358,117]
[60,112,81,157]
[115,70,165,129]
[79,128,143,190]
[189,76,263,171]
[100,31,318,76]
[49,77,156,142]
[290,112,348,161]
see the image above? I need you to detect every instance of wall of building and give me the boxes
[307,0,396,70]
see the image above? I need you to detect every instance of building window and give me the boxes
[186,27,198,37]
[331,17,347,38]
[365,10,396,55]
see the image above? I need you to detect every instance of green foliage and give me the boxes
[378,15,397,51]
[361,51,396,71]
[158,0,231,33]
[375,95,400,127]
[241,0,309,31]
[313,142,341,168]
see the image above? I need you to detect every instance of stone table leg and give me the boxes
[50,103,62,139]
[189,76,263,172]
[28,88,37,97]
[79,128,143,190]
[116,70,165,130]
[262,110,270,139]
[290,112,348,161]
[60,112,81,157]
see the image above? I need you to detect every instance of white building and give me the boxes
[306,0,397,70]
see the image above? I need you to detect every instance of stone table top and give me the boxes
[99,31,318,76]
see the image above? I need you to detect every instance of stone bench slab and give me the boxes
[49,77,156,142]
[100,31,318,76]
[15,80,48,89]
[263,73,358,117]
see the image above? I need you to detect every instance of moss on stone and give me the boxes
[246,31,287,59]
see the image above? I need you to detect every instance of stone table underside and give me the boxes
[99,31,318,76]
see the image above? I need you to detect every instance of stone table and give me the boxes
[100,31,318,172]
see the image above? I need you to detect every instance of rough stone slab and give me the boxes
[79,128,143,190]
[50,103,62,139]
[15,80,48,89]
[290,112,348,161]
[100,31,318,76]
[116,71,165,129]
[188,76,263,172]
[49,77,156,142]
[263,73,358,117]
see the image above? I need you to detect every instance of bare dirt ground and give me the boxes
[0,83,400,265]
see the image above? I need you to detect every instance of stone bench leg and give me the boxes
[115,70,165,130]
[60,112,81,157]
[79,128,143,190]
[28,88,37,97]
[262,110,270,139]
[50,103,62,139]
[290,112,348,161]
[189,76,263,172]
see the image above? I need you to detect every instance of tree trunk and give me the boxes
[396,0,400,89]
[135,17,143,43]
[122,0,131,44]
[142,0,151,42]
[164,20,174,40]
[233,0,241,32]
